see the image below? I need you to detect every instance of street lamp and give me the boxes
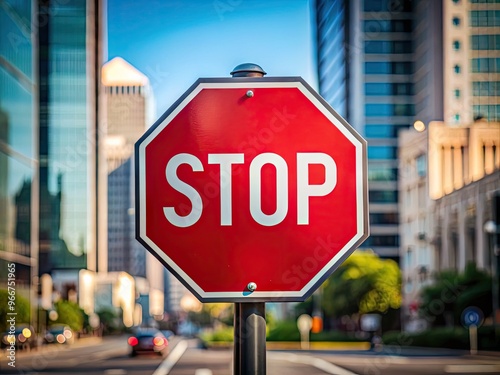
[483,219,499,340]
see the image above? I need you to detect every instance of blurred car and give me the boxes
[44,325,75,345]
[1,325,37,351]
[128,328,168,357]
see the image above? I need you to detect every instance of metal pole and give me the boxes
[231,63,267,375]
[233,303,241,373]
[234,302,266,375]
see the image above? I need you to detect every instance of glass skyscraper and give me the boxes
[316,0,417,260]
[0,0,38,324]
[37,0,106,293]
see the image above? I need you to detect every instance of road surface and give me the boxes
[1,335,499,375]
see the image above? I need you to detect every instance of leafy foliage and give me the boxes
[321,250,402,317]
[0,289,30,332]
[419,262,492,327]
[97,307,122,334]
[53,300,84,332]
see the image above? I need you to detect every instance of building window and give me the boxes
[365,103,415,116]
[365,82,413,95]
[365,124,408,138]
[362,235,399,247]
[365,61,412,74]
[364,0,412,11]
[370,213,399,225]
[471,58,500,72]
[470,10,500,27]
[454,113,461,122]
[473,104,500,121]
[416,154,427,177]
[470,0,500,4]
[454,89,461,98]
[452,17,461,26]
[453,40,461,50]
[454,64,461,73]
[473,81,500,96]
[368,146,398,159]
[365,41,412,54]
[369,190,398,203]
[364,20,412,33]
[368,166,398,181]
[471,35,500,50]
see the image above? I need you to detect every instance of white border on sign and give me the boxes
[138,80,366,300]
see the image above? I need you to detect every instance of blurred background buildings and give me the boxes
[315,0,499,330]
[0,0,498,335]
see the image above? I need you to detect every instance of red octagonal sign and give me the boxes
[135,77,368,302]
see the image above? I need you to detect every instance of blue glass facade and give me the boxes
[316,0,418,260]
[316,0,348,119]
[0,0,37,319]
[38,0,104,278]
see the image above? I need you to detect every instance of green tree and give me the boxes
[419,262,492,327]
[321,250,402,318]
[53,300,84,332]
[0,289,30,332]
[97,307,123,334]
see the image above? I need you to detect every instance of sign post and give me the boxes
[297,314,313,350]
[461,306,484,355]
[230,64,267,375]
[135,63,369,374]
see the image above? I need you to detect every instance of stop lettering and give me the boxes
[164,152,337,227]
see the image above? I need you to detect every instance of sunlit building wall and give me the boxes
[398,121,500,331]
[37,0,107,298]
[101,57,154,172]
[398,127,437,332]
[443,0,500,124]
[0,0,38,327]
[429,120,500,270]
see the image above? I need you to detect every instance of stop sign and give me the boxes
[135,77,368,302]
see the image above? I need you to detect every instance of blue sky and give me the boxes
[107,0,317,119]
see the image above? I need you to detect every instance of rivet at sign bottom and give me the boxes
[246,90,254,98]
[247,282,257,292]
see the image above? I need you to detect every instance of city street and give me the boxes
[1,335,499,375]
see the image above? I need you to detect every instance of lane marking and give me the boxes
[152,340,189,375]
[269,352,359,375]
[445,365,500,373]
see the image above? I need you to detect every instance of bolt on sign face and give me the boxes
[135,77,368,302]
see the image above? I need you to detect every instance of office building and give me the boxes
[399,120,499,331]
[37,0,107,298]
[101,56,154,171]
[443,0,500,124]
[0,0,38,326]
[102,57,163,317]
[316,0,418,260]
